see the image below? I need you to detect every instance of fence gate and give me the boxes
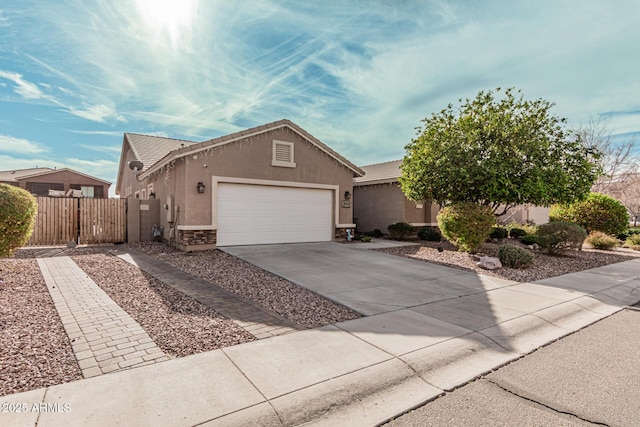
[28,197,127,246]
[79,198,127,244]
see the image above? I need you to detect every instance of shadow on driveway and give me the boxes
[222,242,640,358]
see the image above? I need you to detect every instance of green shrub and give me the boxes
[522,223,538,236]
[509,227,526,239]
[417,227,441,241]
[387,222,416,239]
[617,228,640,241]
[437,202,495,253]
[490,226,508,240]
[624,234,640,250]
[520,235,538,245]
[498,244,534,269]
[585,231,619,250]
[0,184,37,257]
[360,235,372,243]
[365,229,384,238]
[550,193,629,236]
[536,221,587,254]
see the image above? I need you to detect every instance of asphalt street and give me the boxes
[386,307,640,427]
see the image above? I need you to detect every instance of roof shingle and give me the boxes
[124,133,198,172]
[0,167,54,183]
[354,160,402,185]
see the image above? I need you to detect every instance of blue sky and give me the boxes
[1,0,639,197]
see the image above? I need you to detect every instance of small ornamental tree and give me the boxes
[0,184,37,257]
[437,202,495,253]
[550,192,629,236]
[400,88,602,216]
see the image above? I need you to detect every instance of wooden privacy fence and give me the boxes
[28,198,127,246]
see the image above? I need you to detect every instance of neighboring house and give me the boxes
[353,159,549,234]
[353,160,439,233]
[0,167,110,198]
[496,205,549,226]
[116,119,364,250]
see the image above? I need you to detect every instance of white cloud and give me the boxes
[67,130,124,137]
[76,143,122,154]
[1,0,639,167]
[0,10,10,27]
[0,70,46,99]
[138,131,170,138]
[0,134,47,154]
[64,157,117,174]
[68,104,126,123]
[0,155,62,171]
[0,68,127,124]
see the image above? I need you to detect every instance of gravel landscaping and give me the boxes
[0,258,81,397]
[376,239,640,283]
[3,238,638,398]
[130,242,362,328]
[72,254,256,357]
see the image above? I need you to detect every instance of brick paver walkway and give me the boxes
[117,251,304,339]
[37,257,169,378]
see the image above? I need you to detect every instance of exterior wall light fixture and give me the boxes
[197,182,206,193]
[344,190,351,200]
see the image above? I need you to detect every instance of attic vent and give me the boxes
[272,140,296,168]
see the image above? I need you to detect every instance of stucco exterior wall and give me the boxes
[354,183,441,233]
[119,146,148,198]
[404,199,439,226]
[127,198,161,243]
[499,205,550,225]
[171,127,355,228]
[353,183,405,233]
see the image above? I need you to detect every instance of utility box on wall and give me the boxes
[127,198,161,243]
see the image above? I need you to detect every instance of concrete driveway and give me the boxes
[222,242,517,316]
[221,242,639,357]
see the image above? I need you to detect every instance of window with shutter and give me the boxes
[271,140,296,168]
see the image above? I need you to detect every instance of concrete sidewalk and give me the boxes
[2,252,640,426]
[387,307,640,426]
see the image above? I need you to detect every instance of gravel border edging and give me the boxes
[375,240,640,282]
[130,242,362,328]
[72,254,256,358]
[0,258,82,397]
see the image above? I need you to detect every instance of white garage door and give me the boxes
[216,183,333,246]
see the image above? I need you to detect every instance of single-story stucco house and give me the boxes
[116,119,364,251]
[0,167,110,198]
[353,159,549,234]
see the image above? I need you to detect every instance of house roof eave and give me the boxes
[139,119,365,179]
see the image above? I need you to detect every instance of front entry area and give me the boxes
[215,183,333,246]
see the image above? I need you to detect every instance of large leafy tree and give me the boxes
[400,88,602,215]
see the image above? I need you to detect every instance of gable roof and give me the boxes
[115,133,198,195]
[124,133,198,173]
[0,167,53,183]
[0,167,110,185]
[137,119,364,179]
[354,160,402,185]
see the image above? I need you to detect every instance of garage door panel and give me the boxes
[216,184,333,246]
